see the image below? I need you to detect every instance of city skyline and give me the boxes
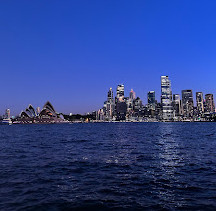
[1,1,216,115]
[95,75,216,122]
[2,75,216,116]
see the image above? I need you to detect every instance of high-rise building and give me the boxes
[106,88,115,119]
[148,91,156,110]
[173,94,181,117]
[107,87,114,101]
[161,76,173,120]
[126,89,136,116]
[182,90,194,118]
[116,101,127,121]
[115,84,126,120]
[205,94,215,113]
[116,84,124,102]
[196,92,204,115]
[125,97,132,114]
[133,97,142,117]
[129,89,136,100]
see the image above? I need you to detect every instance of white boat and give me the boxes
[1,118,12,125]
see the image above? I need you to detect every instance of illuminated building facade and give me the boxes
[161,76,173,121]
[182,90,194,118]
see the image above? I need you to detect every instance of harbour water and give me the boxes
[1,123,216,210]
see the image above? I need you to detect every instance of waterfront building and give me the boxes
[182,90,194,118]
[161,76,173,121]
[116,101,127,121]
[18,101,66,123]
[105,88,115,120]
[133,97,143,117]
[148,91,156,110]
[173,94,181,117]
[1,109,12,125]
[205,94,215,113]
[116,84,125,102]
[97,108,105,121]
[196,92,204,115]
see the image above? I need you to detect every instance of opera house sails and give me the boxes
[14,101,67,124]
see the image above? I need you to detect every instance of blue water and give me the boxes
[1,123,216,210]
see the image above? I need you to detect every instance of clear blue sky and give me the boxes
[1,0,216,115]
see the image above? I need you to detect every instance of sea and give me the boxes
[0,123,216,210]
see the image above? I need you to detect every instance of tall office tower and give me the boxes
[116,101,127,121]
[126,89,136,115]
[182,90,194,118]
[116,84,125,102]
[205,94,215,113]
[161,76,173,120]
[125,97,132,114]
[196,92,204,115]
[133,97,143,117]
[106,88,115,119]
[5,109,10,119]
[173,94,181,117]
[129,89,136,100]
[107,87,113,101]
[148,91,156,110]
[115,84,126,120]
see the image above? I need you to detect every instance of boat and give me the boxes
[0,118,12,125]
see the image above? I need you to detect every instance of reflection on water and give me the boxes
[1,123,216,210]
[157,123,185,207]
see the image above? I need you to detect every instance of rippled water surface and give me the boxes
[1,123,216,210]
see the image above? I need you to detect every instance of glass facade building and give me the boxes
[182,90,194,118]
[173,94,181,117]
[205,94,215,113]
[148,91,156,110]
[116,84,125,102]
[196,92,204,115]
[161,76,173,121]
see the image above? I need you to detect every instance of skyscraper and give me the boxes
[196,92,204,115]
[127,89,136,116]
[133,97,142,113]
[182,90,194,118]
[116,84,126,120]
[116,101,127,121]
[173,94,181,117]
[148,91,156,110]
[107,87,114,101]
[129,89,136,100]
[161,76,173,120]
[205,94,215,113]
[116,84,124,102]
[106,88,115,119]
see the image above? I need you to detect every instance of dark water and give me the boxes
[1,123,216,210]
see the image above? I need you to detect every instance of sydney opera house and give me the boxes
[14,101,67,124]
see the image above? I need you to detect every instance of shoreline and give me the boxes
[4,120,216,125]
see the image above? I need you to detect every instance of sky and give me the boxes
[1,0,216,115]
